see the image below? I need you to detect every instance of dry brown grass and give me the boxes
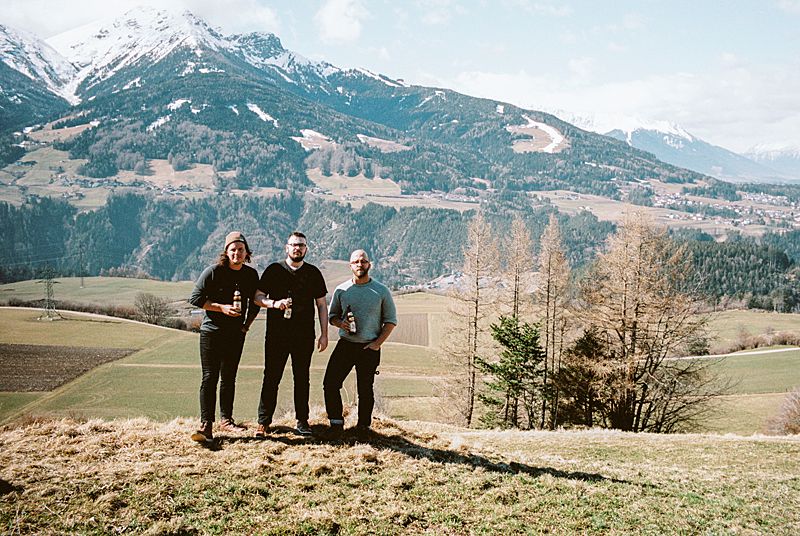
[2,416,799,534]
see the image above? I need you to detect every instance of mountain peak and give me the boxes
[45,6,231,97]
[551,109,694,142]
[0,23,76,101]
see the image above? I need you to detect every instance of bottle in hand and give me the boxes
[232,286,242,313]
[345,306,356,334]
[283,291,292,319]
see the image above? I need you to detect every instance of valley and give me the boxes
[4,139,798,237]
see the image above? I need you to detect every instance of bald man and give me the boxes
[323,249,397,438]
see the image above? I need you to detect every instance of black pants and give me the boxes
[323,339,380,428]
[199,329,245,423]
[258,335,315,425]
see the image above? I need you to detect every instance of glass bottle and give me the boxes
[345,306,356,334]
[232,285,241,313]
[283,290,292,319]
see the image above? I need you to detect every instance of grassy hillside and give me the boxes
[1,279,798,434]
[1,417,798,534]
[2,276,797,347]
[0,307,446,425]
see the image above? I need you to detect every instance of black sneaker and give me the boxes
[191,421,213,442]
[323,423,344,440]
[354,425,372,441]
[295,421,313,436]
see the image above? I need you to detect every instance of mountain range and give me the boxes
[0,6,798,196]
[554,111,800,183]
[0,6,701,197]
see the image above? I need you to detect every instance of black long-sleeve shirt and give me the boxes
[189,263,260,333]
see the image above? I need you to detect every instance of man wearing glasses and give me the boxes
[253,231,328,437]
[324,249,397,439]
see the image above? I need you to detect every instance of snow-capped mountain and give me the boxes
[230,31,341,85]
[745,144,800,179]
[554,110,790,183]
[46,6,233,99]
[38,6,402,104]
[0,23,73,132]
[0,23,75,100]
[0,6,704,194]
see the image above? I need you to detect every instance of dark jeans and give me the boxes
[258,335,315,425]
[323,339,380,428]
[199,329,245,423]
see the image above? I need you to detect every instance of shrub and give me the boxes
[134,292,171,325]
[768,387,800,435]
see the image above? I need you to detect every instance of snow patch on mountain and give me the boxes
[122,77,141,90]
[349,68,404,88]
[506,115,567,154]
[246,103,278,127]
[291,129,335,151]
[167,98,190,111]
[147,115,171,132]
[417,90,447,108]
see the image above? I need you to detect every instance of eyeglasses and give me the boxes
[350,260,370,265]
[287,243,307,249]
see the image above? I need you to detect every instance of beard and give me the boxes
[289,252,306,263]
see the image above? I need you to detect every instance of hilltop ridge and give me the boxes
[1,416,798,534]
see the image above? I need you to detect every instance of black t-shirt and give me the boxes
[258,261,328,338]
[189,263,260,333]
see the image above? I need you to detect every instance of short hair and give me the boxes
[288,231,307,241]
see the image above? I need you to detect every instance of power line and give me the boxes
[36,267,63,321]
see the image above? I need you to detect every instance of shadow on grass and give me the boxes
[216,424,640,486]
[367,430,634,485]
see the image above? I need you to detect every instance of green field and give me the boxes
[1,277,799,434]
[0,276,196,308]
[0,307,445,426]
[698,348,800,434]
[707,309,800,349]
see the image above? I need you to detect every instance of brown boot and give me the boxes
[218,418,247,433]
[191,421,213,442]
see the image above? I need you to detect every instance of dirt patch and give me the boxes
[0,344,136,392]
[356,134,412,153]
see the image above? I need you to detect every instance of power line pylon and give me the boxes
[37,267,63,321]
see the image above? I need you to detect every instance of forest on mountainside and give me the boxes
[1,193,798,311]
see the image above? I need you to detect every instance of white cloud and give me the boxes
[503,0,572,17]
[567,57,595,80]
[621,13,646,30]
[607,41,627,53]
[446,58,800,152]
[371,46,391,61]
[777,0,800,14]
[593,12,646,35]
[184,0,280,34]
[416,0,465,25]
[2,0,280,38]
[314,0,369,44]
[559,30,578,45]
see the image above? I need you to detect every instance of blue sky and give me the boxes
[4,0,800,152]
